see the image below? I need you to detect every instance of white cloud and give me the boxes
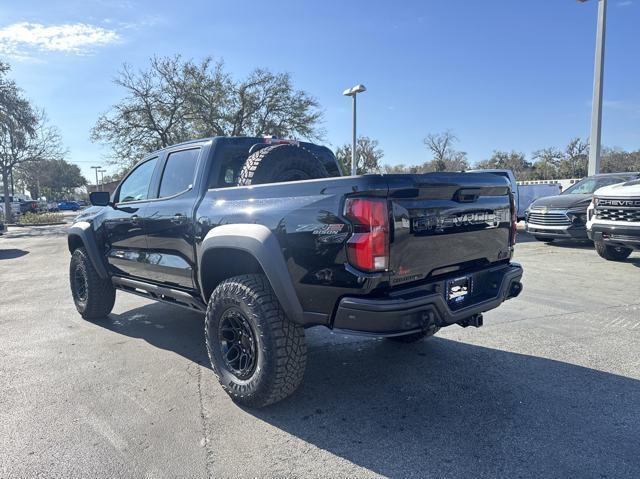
[617,1,634,6]
[0,22,119,57]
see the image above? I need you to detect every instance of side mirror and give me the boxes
[89,191,111,206]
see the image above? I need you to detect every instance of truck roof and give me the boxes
[149,136,314,153]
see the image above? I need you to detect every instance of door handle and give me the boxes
[131,214,143,227]
[171,213,186,224]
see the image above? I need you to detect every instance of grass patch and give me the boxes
[17,212,65,225]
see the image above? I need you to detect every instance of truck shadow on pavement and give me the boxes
[105,303,639,478]
[0,248,29,259]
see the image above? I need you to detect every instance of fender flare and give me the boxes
[198,224,304,323]
[67,222,109,279]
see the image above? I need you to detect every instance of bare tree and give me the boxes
[335,136,384,175]
[422,131,469,172]
[92,55,324,170]
[92,56,195,168]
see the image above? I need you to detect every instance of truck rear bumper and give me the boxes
[332,263,523,335]
[589,224,640,249]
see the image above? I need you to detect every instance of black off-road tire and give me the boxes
[69,247,116,320]
[205,274,307,408]
[387,327,440,343]
[594,240,632,261]
[237,144,329,186]
[534,235,553,242]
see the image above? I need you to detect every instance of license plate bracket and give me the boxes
[447,275,472,304]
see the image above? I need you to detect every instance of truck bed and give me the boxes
[196,171,514,317]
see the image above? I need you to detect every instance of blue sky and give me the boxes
[1,0,639,179]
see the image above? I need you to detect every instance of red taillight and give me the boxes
[510,193,517,246]
[344,198,389,272]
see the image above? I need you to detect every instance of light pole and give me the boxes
[98,169,107,191]
[91,166,101,193]
[343,84,367,176]
[579,0,607,175]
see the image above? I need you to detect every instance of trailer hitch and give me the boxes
[457,313,483,328]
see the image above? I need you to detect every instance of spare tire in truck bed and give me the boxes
[237,144,329,186]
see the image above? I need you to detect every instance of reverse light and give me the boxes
[344,198,389,272]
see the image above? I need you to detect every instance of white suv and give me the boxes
[587,179,640,261]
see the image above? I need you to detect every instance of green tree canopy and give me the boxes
[476,151,532,178]
[1,62,64,220]
[17,158,85,199]
[92,55,325,169]
[335,136,384,175]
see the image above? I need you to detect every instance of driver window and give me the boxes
[117,157,158,203]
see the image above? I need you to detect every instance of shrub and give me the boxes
[17,212,65,225]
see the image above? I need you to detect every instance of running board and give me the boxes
[112,276,206,312]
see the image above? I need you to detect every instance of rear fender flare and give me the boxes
[198,224,303,323]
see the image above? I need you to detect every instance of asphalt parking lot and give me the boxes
[1,222,639,479]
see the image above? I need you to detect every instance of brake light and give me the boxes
[262,137,299,146]
[344,198,389,272]
[510,193,517,246]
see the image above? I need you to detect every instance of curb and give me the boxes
[12,222,67,227]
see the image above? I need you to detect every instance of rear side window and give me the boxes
[208,146,250,188]
[118,157,158,203]
[159,148,200,198]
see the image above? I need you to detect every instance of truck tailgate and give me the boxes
[386,173,512,286]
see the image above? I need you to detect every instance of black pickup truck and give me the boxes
[68,137,523,407]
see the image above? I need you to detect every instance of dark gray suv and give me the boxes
[525,172,640,242]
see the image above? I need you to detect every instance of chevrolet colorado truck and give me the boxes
[587,178,640,261]
[67,136,523,407]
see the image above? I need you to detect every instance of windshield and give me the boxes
[562,176,631,195]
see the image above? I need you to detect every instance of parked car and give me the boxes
[587,178,640,261]
[525,172,640,242]
[58,201,80,211]
[67,136,523,407]
[1,195,38,216]
[47,202,60,212]
[467,169,560,220]
[0,217,5,235]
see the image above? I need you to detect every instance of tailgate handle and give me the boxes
[455,188,481,203]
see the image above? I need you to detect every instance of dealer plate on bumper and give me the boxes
[447,275,472,304]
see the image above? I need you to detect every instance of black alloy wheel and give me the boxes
[218,307,258,380]
[73,264,89,303]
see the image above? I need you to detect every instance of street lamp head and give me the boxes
[343,84,367,96]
